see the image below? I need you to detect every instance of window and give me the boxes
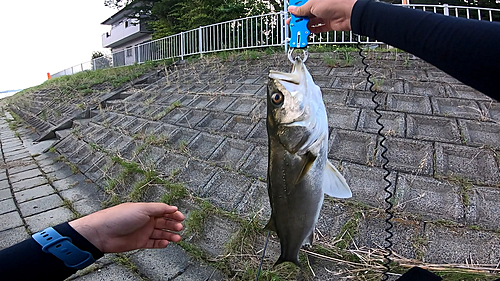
[126,48,132,57]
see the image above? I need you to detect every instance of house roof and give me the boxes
[101,2,140,25]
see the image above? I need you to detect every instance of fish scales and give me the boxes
[266,58,352,267]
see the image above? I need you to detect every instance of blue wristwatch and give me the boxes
[32,227,95,270]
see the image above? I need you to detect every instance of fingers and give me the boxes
[155,217,184,231]
[145,239,170,249]
[150,229,182,242]
[288,1,314,17]
[164,210,185,222]
[137,203,179,217]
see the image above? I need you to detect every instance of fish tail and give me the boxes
[274,255,302,268]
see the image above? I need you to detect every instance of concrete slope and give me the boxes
[3,51,500,280]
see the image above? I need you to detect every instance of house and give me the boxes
[101,4,152,66]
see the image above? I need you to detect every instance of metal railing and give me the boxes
[51,4,500,77]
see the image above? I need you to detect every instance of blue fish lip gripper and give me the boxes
[288,0,310,62]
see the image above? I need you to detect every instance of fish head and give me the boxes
[267,58,327,154]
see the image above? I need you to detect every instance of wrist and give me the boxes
[69,218,105,253]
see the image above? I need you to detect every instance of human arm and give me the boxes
[0,202,184,280]
[289,0,500,99]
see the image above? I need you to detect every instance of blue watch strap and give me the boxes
[32,227,95,270]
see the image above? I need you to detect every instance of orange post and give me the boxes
[47,73,51,80]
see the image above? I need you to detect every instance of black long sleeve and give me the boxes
[351,0,500,100]
[0,222,103,280]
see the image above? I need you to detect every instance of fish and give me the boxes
[265,58,352,267]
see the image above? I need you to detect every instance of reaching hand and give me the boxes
[68,202,185,253]
[287,0,357,32]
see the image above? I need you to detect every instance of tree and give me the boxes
[105,0,272,38]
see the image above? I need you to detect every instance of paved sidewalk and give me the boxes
[0,113,225,280]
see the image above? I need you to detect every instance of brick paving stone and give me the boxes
[236,180,270,223]
[435,143,500,184]
[315,200,351,239]
[136,145,166,168]
[0,227,29,250]
[54,135,84,155]
[120,118,147,134]
[424,224,500,264]
[240,145,267,180]
[77,151,105,173]
[346,90,386,109]
[14,184,54,203]
[458,119,500,148]
[67,144,93,164]
[202,170,253,211]
[1,142,23,151]
[134,121,162,136]
[19,194,63,217]
[106,135,133,153]
[4,152,31,162]
[174,263,225,281]
[479,101,500,122]
[341,162,397,208]
[167,128,199,150]
[246,119,267,145]
[233,84,262,95]
[0,170,7,182]
[386,94,432,114]
[467,186,500,231]
[161,107,190,124]
[86,156,114,184]
[71,198,102,217]
[209,138,254,170]
[225,97,259,115]
[40,160,73,176]
[196,216,239,257]
[176,109,208,128]
[0,198,16,215]
[218,83,240,94]
[380,137,434,175]
[357,109,405,137]
[52,173,95,192]
[326,105,360,130]
[11,176,48,192]
[328,129,377,165]
[195,111,231,131]
[2,145,24,154]
[396,174,464,222]
[332,77,367,91]
[404,81,447,97]
[155,152,189,178]
[431,97,481,119]
[0,180,8,190]
[221,115,257,139]
[187,132,224,160]
[354,216,422,260]
[8,163,38,176]
[175,159,218,195]
[406,114,461,143]
[321,88,348,106]
[25,207,74,233]
[190,95,215,109]
[0,211,23,231]
[0,189,11,201]
[130,245,191,280]
[251,100,266,120]
[72,263,142,281]
[205,96,236,111]
[445,84,491,101]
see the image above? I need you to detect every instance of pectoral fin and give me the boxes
[323,161,352,198]
[294,151,317,185]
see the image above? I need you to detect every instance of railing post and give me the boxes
[180,32,185,60]
[198,26,203,57]
[283,0,288,53]
[444,4,449,16]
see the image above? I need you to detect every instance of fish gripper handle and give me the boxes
[289,0,310,49]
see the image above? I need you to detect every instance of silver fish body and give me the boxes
[266,59,352,267]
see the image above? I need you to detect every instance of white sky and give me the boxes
[0,0,117,91]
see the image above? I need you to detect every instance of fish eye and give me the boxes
[271,92,284,106]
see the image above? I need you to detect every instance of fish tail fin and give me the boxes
[274,255,302,268]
